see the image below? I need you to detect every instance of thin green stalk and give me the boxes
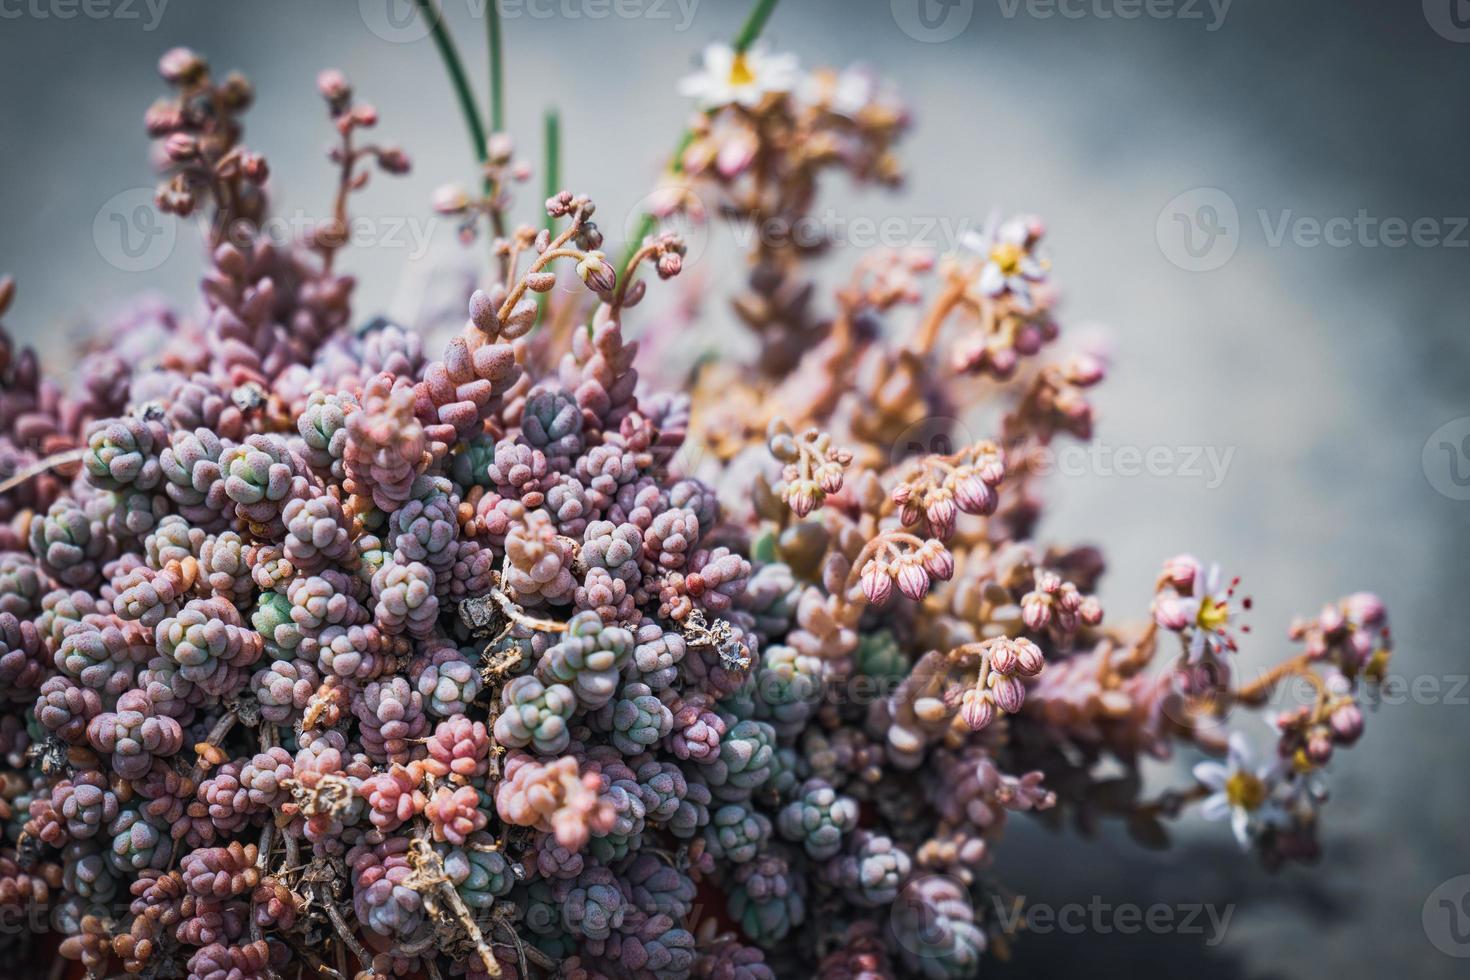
[536,108,561,329]
[487,0,506,134]
[413,0,490,195]
[733,0,780,53]
[543,108,561,232]
[622,0,779,268]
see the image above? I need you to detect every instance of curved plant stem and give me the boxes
[487,0,506,134]
[413,0,490,195]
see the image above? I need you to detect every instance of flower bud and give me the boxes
[990,675,1026,715]
[1078,595,1104,626]
[860,562,892,606]
[317,69,351,107]
[1306,731,1334,765]
[895,559,930,602]
[1344,592,1386,628]
[577,252,616,295]
[1152,595,1191,631]
[1012,637,1045,676]
[377,147,411,175]
[1021,592,1051,631]
[1161,554,1200,592]
[816,462,845,495]
[433,184,471,215]
[159,48,205,85]
[716,130,757,177]
[952,475,996,516]
[545,192,574,218]
[987,345,1018,378]
[656,251,683,280]
[784,480,820,519]
[1066,353,1106,386]
[577,222,605,251]
[487,132,515,165]
[988,640,1018,675]
[959,688,995,731]
[1329,703,1363,743]
[1346,629,1372,666]
[924,497,957,540]
[241,153,269,184]
[145,102,183,136]
[919,542,953,583]
[164,134,198,161]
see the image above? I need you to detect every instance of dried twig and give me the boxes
[406,832,502,977]
[324,897,374,977]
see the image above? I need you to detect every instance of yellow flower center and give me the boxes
[1197,595,1229,633]
[728,53,756,87]
[989,242,1023,277]
[1224,770,1266,811]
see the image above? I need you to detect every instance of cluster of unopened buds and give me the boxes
[857,532,954,605]
[890,441,1005,540]
[433,133,534,244]
[147,47,267,226]
[766,421,851,519]
[952,636,1046,731]
[0,11,1404,980]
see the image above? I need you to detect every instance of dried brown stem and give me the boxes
[324,898,374,976]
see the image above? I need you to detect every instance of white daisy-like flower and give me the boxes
[1173,562,1242,661]
[959,214,1048,310]
[1193,732,1283,849]
[677,42,801,111]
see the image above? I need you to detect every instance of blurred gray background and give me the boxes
[2,1,1468,977]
